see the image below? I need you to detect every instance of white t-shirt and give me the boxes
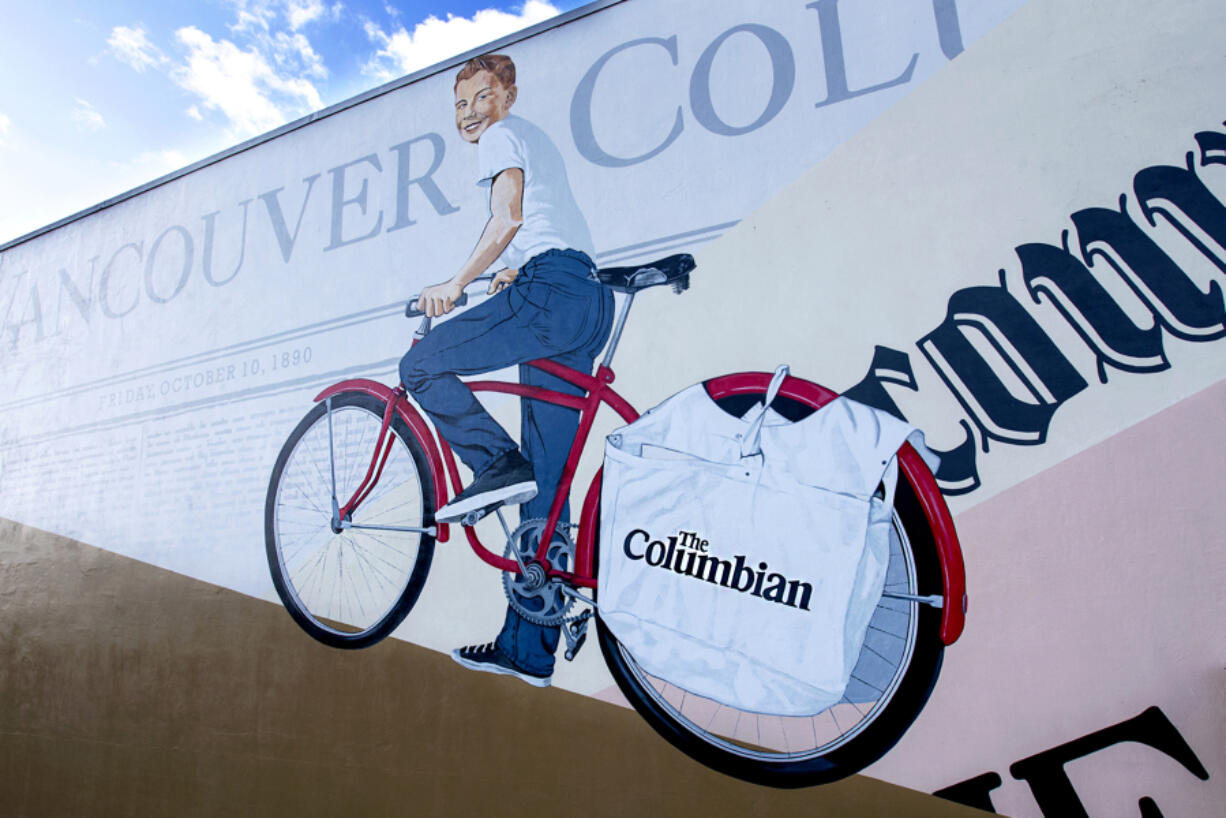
[477,114,595,271]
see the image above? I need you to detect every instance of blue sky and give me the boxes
[0,0,586,245]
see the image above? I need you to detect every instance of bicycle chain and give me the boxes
[501,518,593,627]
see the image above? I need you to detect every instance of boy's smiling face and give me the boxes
[454,70,517,144]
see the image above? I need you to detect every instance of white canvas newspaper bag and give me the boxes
[598,366,935,715]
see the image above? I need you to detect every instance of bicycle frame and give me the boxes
[314,361,967,645]
[316,358,639,591]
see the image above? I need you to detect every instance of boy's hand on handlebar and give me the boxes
[419,280,464,317]
[488,267,519,294]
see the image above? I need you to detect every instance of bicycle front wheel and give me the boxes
[265,391,436,649]
[596,388,945,787]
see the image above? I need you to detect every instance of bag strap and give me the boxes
[741,364,790,458]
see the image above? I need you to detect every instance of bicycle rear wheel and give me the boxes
[595,386,945,788]
[265,391,435,649]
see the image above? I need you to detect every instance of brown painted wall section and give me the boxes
[0,519,984,817]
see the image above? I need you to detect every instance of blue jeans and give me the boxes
[399,249,614,675]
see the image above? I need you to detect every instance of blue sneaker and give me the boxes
[451,642,551,688]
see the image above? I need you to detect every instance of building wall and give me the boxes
[1,0,1222,814]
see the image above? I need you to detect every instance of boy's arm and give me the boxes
[419,168,524,317]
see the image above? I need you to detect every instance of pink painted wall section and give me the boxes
[866,379,1226,815]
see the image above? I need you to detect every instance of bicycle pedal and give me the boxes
[569,610,592,632]
[563,631,587,662]
[459,502,502,527]
[562,610,592,662]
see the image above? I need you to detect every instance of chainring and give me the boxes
[501,518,580,626]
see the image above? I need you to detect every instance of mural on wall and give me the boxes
[2,0,1224,814]
[264,52,967,788]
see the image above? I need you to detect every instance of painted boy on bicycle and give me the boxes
[399,54,613,687]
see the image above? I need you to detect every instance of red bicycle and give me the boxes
[264,254,966,787]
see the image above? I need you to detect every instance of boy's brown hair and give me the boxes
[454,54,516,91]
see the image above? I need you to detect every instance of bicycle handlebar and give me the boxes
[404,273,496,318]
[405,292,467,318]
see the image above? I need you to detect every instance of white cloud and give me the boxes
[222,2,331,80]
[227,0,341,34]
[228,0,277,35]
[172,25,324,137]
[286,0,341,31]
[107,15,327,138]
[268,30,327,79]
[0,113,10,148]
[107,25,168,73]
[364,1,561,82]
[72,99,107,132]
[102,1,562,141]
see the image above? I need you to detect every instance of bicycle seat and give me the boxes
[595,254,695,294]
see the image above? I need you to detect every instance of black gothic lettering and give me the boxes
[933,771,1002,813]
[1009,706,1209,818]
[919,284,1087,448]
[1072,201,1226,342]
[1134,155,1226,275]
[1020,236,1169,382]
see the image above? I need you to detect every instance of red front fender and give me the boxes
[314,379,451,543]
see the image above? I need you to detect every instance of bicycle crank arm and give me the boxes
[560,585,597,610]
[339,520,437,537]
[881,591,944,608]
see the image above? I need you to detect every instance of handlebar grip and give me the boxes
[406,292,468,318]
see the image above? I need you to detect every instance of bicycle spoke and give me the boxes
[350,529,417,564]
[829,706,843,735]
[347,534,413,591]
[866,622,906,639]
[302,431,335,507]
[848,672,886,696]
[295,544,335,607]
[349,413,375,487]
[355,492,422,523]
[860,642,892,665]
[340,537,373,624]
[278,499,330,517]
[841,695,866,719]
[280,528,332,569]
